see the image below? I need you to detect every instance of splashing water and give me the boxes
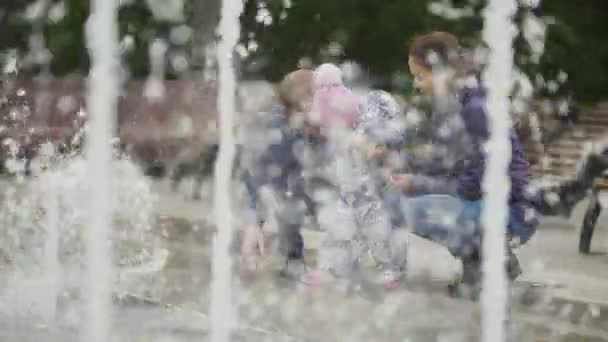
[522,13,546,65]
[4,159,153,252]
[144,39,168,102]
[3,154,157,263]
[0,148,159,323]
[42,170,59,324]
[481,0,517,341]
[210,0,244,341]
[83,0,120,340]
[428,0,475,20]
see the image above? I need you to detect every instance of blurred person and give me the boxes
[528,143,608,218]
[386,31,608,298]
[239,67,314,272]
[384,32,536,298]
[298,65,407,288]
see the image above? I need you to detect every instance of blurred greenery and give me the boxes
[1,0,607,102]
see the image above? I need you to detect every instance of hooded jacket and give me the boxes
[404,81,537,240]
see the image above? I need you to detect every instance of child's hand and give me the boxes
[355,136,385,159]
[388,174,413,192]
[369,144,387,159]
[240,224,265,271]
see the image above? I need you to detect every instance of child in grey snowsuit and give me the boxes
[300,81,407,288]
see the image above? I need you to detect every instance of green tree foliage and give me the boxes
[1,0,607,101]
[539,0,608,102]
[1,0,195,78]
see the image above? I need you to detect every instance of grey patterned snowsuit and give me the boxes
[311,91,408,278]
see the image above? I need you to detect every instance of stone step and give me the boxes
[551,138,594,147]
[595,177,608,189]
[531,165,608,179]
[584,107,608,115]
[535,153,580,163]
[567,131,606,140]
[542,150,584,160]
[561,134,604,143]
[573,124,608,133]
[540,158,577,168]
[546,149,583,159]
[533,148,583,161]
[531,161,579,173]
[529,108,608,189]
[580,108,608,114]
[578,116,608,126]
[530,165,567,175]
[541,144,585,155]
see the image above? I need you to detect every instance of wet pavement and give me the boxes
[0,179,607,341]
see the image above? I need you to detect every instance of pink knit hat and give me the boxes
[309,63,360,128]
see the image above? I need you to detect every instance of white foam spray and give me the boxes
[481,0,518,341]
[209,0,244,341]
[144,39,168,102]
[43,172,59,325]
[82,0,120,340]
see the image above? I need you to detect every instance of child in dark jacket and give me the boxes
[240,69,314,271]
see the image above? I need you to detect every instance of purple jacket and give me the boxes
[406,85,537,239]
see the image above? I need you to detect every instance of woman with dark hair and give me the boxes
[386,31,608,297]
[384,31,536,297]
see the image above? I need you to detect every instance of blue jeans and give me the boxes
[383,189,528,258]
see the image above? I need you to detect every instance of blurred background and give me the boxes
[1,0,607,100]
[0,2,608,341]
[1,0,608,180]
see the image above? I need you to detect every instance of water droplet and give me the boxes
[588,304,601,318]
[145,0,185,22]
[48,1,66,23]
[170,25,192,45]
[57,95,77,114]
[559,303,573,319]
[236,44,249,58]
[255,3,273,25]
[170,53,189,73]
[121,35,135,52]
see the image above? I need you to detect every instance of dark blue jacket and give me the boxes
[243,108,304,219]
[460,86,538,241]
[405,85,537,241]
